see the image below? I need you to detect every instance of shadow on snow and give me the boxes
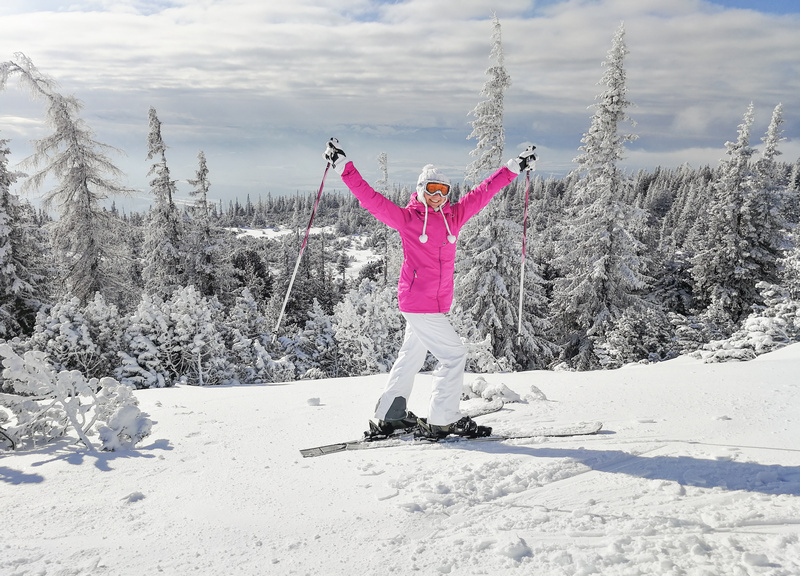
[0,437,174,479]
[458,438,800,496]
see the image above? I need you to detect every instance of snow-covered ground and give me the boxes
[2,345,799,575]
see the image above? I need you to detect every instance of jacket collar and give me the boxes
[407,195,453,215]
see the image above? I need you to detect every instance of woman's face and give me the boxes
[424,191,447,209]
[423,181,450,209]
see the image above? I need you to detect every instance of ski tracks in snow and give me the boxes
[360,437,800,575]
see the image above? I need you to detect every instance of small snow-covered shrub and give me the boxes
[229,335,295,384]
[97,404,152,451]
[462,332,507,374]
[448,308,508,373]
[781,239,800,299]
[116,292,171,388]
[301,367,327,381]
[594,307,679,368]
[692,283,800,362]
[166,286,232,385]
[0,344,151,451]
[28,294,124,379]
[224,290,296,384]
[462,375,522,403]
[527,385,548,402]
[118,286,234,387]
[93,377,153,450]
[669,313,713,355]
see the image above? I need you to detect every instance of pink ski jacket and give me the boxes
[339,162,518,313]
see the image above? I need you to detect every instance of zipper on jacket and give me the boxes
[437,247,443,312]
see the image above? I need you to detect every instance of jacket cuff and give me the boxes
[333,159,350,175]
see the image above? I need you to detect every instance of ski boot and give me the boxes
[414,416,492,442]
[364,411,419,441]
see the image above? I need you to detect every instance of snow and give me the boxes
[2,345,800,575]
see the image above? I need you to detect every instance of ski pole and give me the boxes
[517,170,531,343]
[272,163,330,343]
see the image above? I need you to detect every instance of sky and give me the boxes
[1,0,799,212]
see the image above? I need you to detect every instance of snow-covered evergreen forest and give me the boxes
[1,21,799,449]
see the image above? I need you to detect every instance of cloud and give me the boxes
[0,0,798,207]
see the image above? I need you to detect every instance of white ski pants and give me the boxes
[374,312,467,427]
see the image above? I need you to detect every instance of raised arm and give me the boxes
[324,139,408,230]
[454,146,537,225]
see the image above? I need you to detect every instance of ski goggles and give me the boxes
[424,182,451,197]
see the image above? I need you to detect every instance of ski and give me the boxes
[363,398,505,441]
[304,398,505,457]
[300,421,603,458]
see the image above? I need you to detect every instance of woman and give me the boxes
[324,138,536,440]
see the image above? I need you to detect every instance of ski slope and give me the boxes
[2,345,799,575]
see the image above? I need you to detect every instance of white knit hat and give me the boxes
[414,165,455,244]
[415,164,451,204]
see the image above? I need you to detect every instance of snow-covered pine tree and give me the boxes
[164,285,231,385]
[691,280,800,363]
[142,107,185,298]
[782,156,800,226]
[746,102,787,285]
[333,279,403,376]
[652,167,715,317]
[527,176,568,297]
[593,305,680,368]
[225,287,271,343]
[659,166,714,255]
[285,298,338,379]
[375,152,392,286]
[290,231,329,330]
[2,53,129,305]
[0,135,43,337]
[186,150,215,296]
[782,236,800,300]
[465,14,511,187]
[550,23,650,370]
[231,244,273,306]
[116,292,173,388]
[185,150,235,301]
[780,158,799,294]
[448,309,506,373]
[453,198,556,370]
[453,209,515,362]
[376,152,389,192]
[224,288,295,384]
[754,104,785,186]
[792,157,800,192]
[690,103,779,329]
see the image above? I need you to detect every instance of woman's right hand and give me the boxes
[324,138,347,170]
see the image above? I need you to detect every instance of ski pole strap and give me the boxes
[272,163,330,342]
